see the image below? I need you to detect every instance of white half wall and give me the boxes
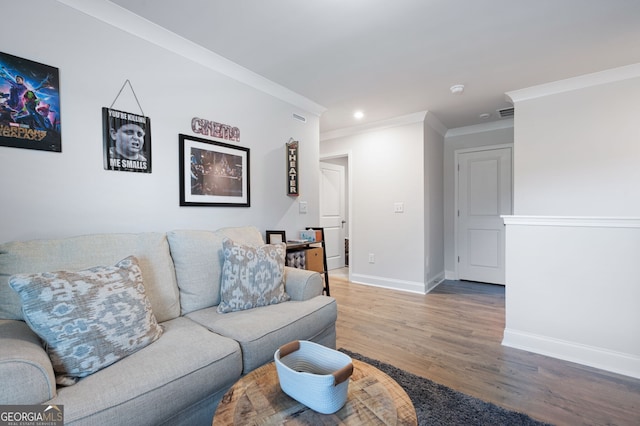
[0,0,321,243]
[503,217,640,379]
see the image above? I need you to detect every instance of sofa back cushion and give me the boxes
[0,233,180,322]
[167,226,264,315]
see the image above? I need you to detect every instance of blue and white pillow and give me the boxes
[9,256,163,385]
[217,238,290,313]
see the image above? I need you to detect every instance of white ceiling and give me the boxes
[108,0,640,133]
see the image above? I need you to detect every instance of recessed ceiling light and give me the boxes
[353,110,364,120]
[450,84,465,95]
[479,113,491,119]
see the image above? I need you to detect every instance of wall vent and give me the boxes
[497,107,514,118]
[292,113,307,123]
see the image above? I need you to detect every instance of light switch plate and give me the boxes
[394,202,404,213]
[299,201,308,214]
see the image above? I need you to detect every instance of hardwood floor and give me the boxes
[329,272,640,426]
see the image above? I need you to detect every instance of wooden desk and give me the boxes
[286,240,330,296]
[213,359,417,425]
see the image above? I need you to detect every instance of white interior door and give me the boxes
[457,147,512,285]
[319,162,345,270]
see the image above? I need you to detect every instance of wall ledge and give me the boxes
[502,215,640,228]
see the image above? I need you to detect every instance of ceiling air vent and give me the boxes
[292,113,307,123]
[497,107,514,118]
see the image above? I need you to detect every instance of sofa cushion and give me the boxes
[167,226,264,315]
[187,295,337,373]
[46,317,243,426]
[9,256,163,385]
[217,238,290,313]
[0,233,180,322]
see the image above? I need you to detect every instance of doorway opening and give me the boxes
[454,144,513,285]
[319,152,351,281]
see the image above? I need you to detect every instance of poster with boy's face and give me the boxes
[0,51,62,152]
[102,107,152,173]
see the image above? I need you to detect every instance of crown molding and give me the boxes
[56,0,326,116]
[446,118,514,138]
[425,112,447,137]
[320,111,429,141]
[506,62,640,103]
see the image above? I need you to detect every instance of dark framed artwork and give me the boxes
[0,51,62,152]
[102,107,151,173]
[266,230,286,244]
[179,133,250,207]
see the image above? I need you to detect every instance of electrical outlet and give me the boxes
[394,202,404,213]
[368,253,375,263]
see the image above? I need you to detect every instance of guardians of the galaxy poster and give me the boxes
[0,52,61,152]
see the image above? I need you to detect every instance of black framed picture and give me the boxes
[266,230,286,244]
[102,107,151,173]
[0,51,62,152]
[179,133,250,207]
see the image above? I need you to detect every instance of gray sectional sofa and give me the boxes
[0,226,337,425]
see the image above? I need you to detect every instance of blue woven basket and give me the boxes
[274,340,353,414]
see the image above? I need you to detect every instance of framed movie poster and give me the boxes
[179,133,250,207]
[0,51,62,152]
[102,107,151,173]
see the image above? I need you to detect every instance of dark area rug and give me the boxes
[340,349,553,426]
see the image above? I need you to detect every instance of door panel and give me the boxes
[319,162,345,270]
[458,147,512,285]
[467,229,500,268]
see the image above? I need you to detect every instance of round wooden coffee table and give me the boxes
[213,358,417,425]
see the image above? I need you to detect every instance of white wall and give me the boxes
[443,122,514,278]
[320,117,427,292]
[0,0,321,243]
[424,116,445,290]
[512,72,640,216]
[503,64,640,378]
[320,113,445,293]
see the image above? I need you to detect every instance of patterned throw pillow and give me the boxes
[9,256,163,386]
[217,238,290,313]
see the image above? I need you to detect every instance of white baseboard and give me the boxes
[350,273,426,294]
[503,328,640,379]
[426,272,445,293]
[445,270,457,280]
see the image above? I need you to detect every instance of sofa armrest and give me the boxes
[0,320,56,404]
[283,267,323,301]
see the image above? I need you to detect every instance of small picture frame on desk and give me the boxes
[266,230,286,245]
